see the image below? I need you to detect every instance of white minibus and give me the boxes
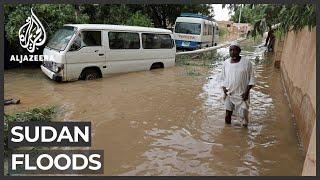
[41,24,176,81]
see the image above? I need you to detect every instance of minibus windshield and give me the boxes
[46,26,76,51]
[174,22,201,35]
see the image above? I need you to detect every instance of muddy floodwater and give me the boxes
[4,39,304,175]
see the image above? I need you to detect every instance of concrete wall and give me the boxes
[277,27,316,176]
[302,122,316,176]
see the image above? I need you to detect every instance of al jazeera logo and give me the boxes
[18,8,46,53]
[10,8,54,63]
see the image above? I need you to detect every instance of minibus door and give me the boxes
[66,30,106,80]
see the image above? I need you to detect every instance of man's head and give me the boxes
[229,42,241,58]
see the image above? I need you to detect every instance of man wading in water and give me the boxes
[221,42,256,127]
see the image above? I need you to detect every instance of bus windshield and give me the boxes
[46,26,76,51]
[174,22,201,35]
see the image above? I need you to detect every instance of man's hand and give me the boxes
[222,87,228,96]
[241,91,249,101]
[242,85,253,101]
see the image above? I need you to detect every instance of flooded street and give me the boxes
[4,39,304,175]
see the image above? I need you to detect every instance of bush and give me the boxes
[4,4,90,55]
[4,106,57,157]
[126,12,153,27]
[219,26,228,38]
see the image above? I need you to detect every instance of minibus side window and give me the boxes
[81,31,101,46]
[69,34,81,51]
[142,33,174,49]
[69,31,101,51]
[108,32,140,49]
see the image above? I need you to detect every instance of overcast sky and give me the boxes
[211,4,233,21]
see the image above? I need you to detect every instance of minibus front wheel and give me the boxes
[80,67,102,80]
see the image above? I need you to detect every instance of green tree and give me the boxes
[5,4,90,53]
[226,4,316,37]
[131,4,213,28]
[4,4,213,55]
[78,4,153,27]
[126,12,153,27]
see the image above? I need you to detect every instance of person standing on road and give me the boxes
[220,42,256,127]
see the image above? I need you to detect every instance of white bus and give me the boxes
[173,13,219,50]
[41,24,176,82]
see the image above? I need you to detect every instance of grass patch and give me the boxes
[4,106,57,157]
[176,52,217,68]
[219,26,228,39]
[184,66,202,76]
[176,49,229,77]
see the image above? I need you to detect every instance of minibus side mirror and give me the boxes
[69,41,86,51]
[68,33,84,51]
[69,43,80,51]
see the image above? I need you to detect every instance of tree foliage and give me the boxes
[5,4,90,44]
[129,4,212,28]
[227,4,316,37]
[126,12,153,27]
[4,4,213,54]
[277,4,316,34]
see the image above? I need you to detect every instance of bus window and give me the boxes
[69,31,101,51]
[142,33,174,49]
[204,24,207,35]
[159,34,174,48]
[82,31,101,46]
[209,25,213,35]
[174,22,201,35]
[205,24,211,35]
[108,32,140,49]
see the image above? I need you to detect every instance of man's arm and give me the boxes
[221,62,228,96]
[242,85,253,101]
[242,62,256,101]
[265,31,270,46]
[222,86,228,96]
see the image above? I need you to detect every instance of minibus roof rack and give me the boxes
[180,13,213,20]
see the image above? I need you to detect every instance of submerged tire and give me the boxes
[80,68,101,80]
[150,62,164,70]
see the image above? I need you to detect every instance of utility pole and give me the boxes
[238,4,242,24]
[238,4,243,38]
